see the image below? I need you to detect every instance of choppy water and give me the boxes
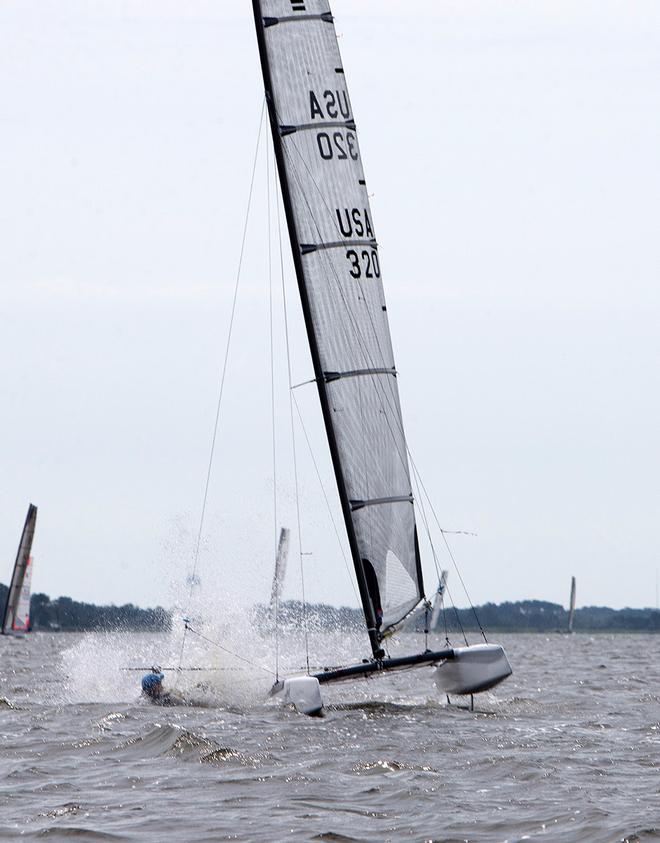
[0,631,658,842]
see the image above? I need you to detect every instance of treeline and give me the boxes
[1,585,658,633]
[410,599,660,633]
[276,599,660,634]
[0,584,170,632]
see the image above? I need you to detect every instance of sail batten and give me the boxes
[253,0,424,649]
[264,12,334,27]
[301,239,377,254]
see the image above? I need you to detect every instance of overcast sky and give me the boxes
[1,0,658,614]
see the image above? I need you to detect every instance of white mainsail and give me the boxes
[253,0,423,650]
[3,504,37,635]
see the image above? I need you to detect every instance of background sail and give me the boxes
[12,557,33,632]
[254,1,424,631]
[567,576,576,633]
[3,504,37,634]
[269,527,290,620]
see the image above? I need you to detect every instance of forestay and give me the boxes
[253,0,424,639]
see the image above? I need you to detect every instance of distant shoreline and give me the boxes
[2,585,657,633]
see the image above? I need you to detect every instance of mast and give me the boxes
[567,576,576,633]
[2,504,37,635]
[252,1,424,659]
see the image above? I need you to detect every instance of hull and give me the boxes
[434,644,512,695]
[271,643,512,713]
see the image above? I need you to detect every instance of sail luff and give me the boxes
[252,1,424,651]
[252,0,381,657]
[2,504,37,635]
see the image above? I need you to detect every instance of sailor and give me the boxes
[141,672,184,706]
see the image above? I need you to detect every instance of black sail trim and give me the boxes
[264,12,334,27]
[280,119,356,136]
[350,495,414,512]
[324,367,395,383]
[252,0,383,659]
[300,238,377,255]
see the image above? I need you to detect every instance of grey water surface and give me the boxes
[0,632,658,842]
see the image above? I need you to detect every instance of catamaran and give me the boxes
[2,504,37,636]
[251,0,512,715]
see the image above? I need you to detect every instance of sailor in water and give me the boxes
[141,672,185,706]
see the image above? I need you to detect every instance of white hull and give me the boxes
[434,644,512,696]
[272,643,512,714]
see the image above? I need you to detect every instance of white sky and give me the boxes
[1,0,658,612]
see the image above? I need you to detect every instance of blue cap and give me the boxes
[141,672,164,692]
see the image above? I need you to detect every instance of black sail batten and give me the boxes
[300,239,377,255]
[263,12,334,28]
[279,120,356,136]
[2,504,37,635]
[252,0,424,655]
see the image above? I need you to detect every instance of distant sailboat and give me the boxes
[2,504,37,635]
[430,571,449,632]
[567,576,576,634]
[252,0,512,714]
[401,570,448,633]
[269,527,290,620]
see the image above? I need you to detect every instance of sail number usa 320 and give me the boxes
[310,89,358,162]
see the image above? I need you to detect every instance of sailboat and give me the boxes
[269,527,290,620]
[567,576,576,633]
[399,570,448,633]
[251,1,511,715]
[430,570,449,632]
[2,504,37,635]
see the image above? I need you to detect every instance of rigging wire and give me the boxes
[291,392,360,605]
[277,119,486,632]
[408,460,488,643]
[266,122,281,681]
[441,582,470,646]
[279,139,447,629]
[275,175,312,673]
[409,455,480,644]
[178,99,267,670]
[183,622,277,676]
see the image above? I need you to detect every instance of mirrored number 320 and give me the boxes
[317,131,359,161]
[346,249,380,279]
